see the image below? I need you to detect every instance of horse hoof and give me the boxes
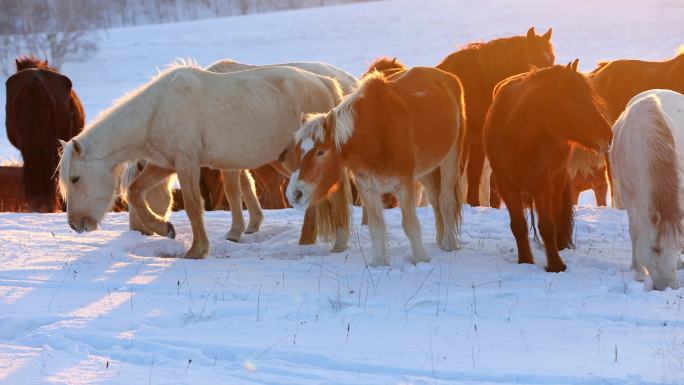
[245,225,260,235]
[331,244,347,253]
[166,223,176,239]
[226,231,241,243]
[184,249,207,260]
[518,258,534,265]
[545,263,566,273]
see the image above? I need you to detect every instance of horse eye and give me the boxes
[316,150,325,157]
[71,176,80,184]
[652,246,661,255]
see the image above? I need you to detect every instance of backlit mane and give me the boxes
[57,143,74,200]
[645,96,683,239]
[15,55,52,71]
[295,71,386,150]
[567,145,605,179]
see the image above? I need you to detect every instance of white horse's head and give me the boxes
[59,139,119,233]
[636,213,680,290]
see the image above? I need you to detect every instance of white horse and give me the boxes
[123,59,358,249]
[610,89,684,290]
[59,63,342,259]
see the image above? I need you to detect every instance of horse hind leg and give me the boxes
[438,147,461,251]
[329,172,351,252]
[465,141,486,206]
[240,170,264,234]
[358,187,389,266]
[222,170,246,242]
[127,164,175,238]
[398,178,430,264]
[419,170,443,247]
[553,174,574,251]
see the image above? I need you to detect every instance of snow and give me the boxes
[1,0,684,384]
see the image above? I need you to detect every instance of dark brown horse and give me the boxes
[570,53,684,205]
[437,27,555,206]
[0,165,29,212]
[484,61,612,272]
[5,56,85,212]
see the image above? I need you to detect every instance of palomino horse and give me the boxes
[59,63,343,259]
[5,56,85,212]
[571,53,684,206]
[123,59,356,250]
[484,61,612,272]
[610,89,684,290]
[287,67,466,266]
[438,27,554,206]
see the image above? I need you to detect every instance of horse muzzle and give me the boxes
[69,216,98,233]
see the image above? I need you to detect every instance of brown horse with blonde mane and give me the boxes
[287,67,466,266]
[5,56,84,212]
[570,52,684,206]
[437,27,555,206]
[484,61,612,272]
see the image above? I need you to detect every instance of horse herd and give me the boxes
[4,27,684,290]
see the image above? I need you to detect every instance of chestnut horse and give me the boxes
[5,56,84,212]
[437,27,554,206]
[287,67,466,266]
[484,61,612,272]
[571,52,684,206]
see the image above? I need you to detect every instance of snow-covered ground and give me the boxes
[2,0,684,384]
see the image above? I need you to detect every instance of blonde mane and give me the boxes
[295,71,386,150]
[567,145,605,179]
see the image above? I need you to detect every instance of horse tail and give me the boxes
[20,79,60,212]
[453,79,467,231]
[315,168,352,243]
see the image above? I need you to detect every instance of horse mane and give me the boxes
[57,142,75,201]
[567,145,604,179]
[438,35,540,88]
[15,56,52,71]
[365,57,406,76]
[644,96,683,239]
[296,71,387,150]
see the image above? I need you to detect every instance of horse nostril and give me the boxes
[294,190,303,202]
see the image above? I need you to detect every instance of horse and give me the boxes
[567,144,609,206]
[484,61,612,273]
[571,53,684,206]
[59,63,344,259]
[365,57,407,77]
[610,89,684,290]
[287,67,466,266]
[437,27,554,207]
[5,56,85,212]
[123,59,356,251]
[0,163,28,212]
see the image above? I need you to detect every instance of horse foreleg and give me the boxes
[466,141,485,207]
[628,214,647,281]
[358,187,388,266]
[299,206,318,245]
[498,182,534,265]
[593,169,609,207]
[128,164,175,238]
[329,173,351,252]
[398,178,429,264]
[130,176,173,235]
[240,170,264,234]
[222,170,245,242]
[177,166,209,259]
[534,188,566,272]
[419,170,443,247]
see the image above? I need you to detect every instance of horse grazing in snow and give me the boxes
[610,89,684,290]
[5,56,85,212]
[570,53,684,207]
[287,67,466,266]
[123,59,356,252]
[59,63,343,259]
[484,61,612,272]
[437,27,555,207]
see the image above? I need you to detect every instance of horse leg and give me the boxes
[330,173,351,252]
[498,182,534,265]
[466,141,485,207]
[628,214,647,281]
[177,166,210,259]
[128,164,175,238]
[419,170,443,247]
[489,176,502,208]
[299,206,318,245]
[398,178,429,264]
[240,170,264,234]
[361,205,368,226]
[359,187,388,266]
[593,169,609,207]
[534,188,567,272]
[222,170,246,242]
[552,173,574,251]
[438,147,460,251]
[130,176,173,235]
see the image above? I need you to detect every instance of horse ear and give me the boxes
[527,27,536,40]
[324,111,337,134]
[651,212,662,226]
[72,139,82,156]
[391,58,397,65]
[542,28,552,40]
[565,61,573,71]
[571,59,579,72]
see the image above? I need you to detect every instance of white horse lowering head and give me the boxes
[634,214,680,290]
[59,139,120,232]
